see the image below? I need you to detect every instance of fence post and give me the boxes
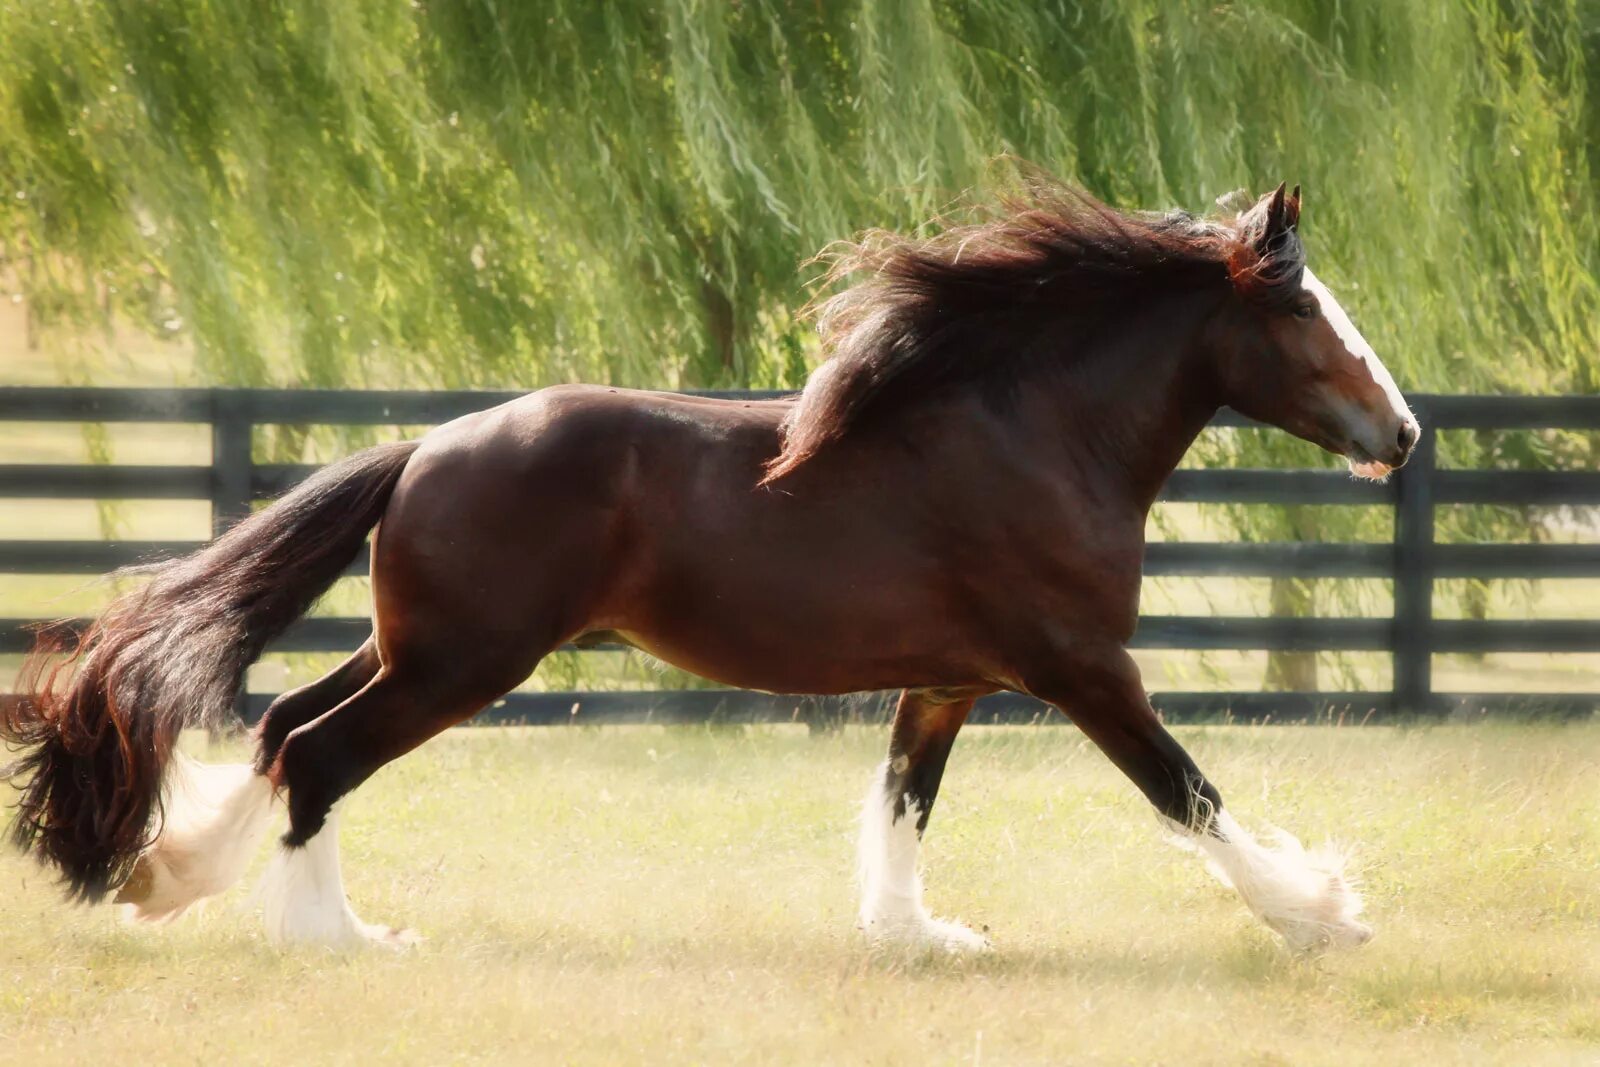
[210,389,253,538]
[210,389,253,728]
[1393,409,1437,714]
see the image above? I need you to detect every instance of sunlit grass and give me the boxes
[3,722,1596,1064]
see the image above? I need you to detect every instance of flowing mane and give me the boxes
[762,180,1304,483]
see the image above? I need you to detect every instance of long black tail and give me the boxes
[2,441,418,901]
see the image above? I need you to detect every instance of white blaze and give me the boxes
[1302,268,1411,421]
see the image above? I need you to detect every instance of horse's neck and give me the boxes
[1007,293,1221,510]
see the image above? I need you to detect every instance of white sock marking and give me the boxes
[857,762,987,951]
[258,806,416,950]
[118,753,276,923]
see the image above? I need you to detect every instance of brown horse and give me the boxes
[4,179,1414,953]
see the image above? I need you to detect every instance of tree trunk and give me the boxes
[1264,575,1319,691]
[1461,578,1489,662]
[1263,503,1319,692]
[702,278,736,378]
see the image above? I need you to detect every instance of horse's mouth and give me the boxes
[1346,444,1394,482]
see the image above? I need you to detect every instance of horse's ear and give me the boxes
[1240,182,1297,252]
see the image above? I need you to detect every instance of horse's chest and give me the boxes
[963,516,1144,636]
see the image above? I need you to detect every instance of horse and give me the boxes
[3,178,1415,953]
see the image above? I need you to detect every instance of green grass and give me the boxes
[3,722,1598,1064]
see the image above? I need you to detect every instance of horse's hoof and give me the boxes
[360,922,423,951]
[1341,920,1374,948]
[113,852,207,924]
[862,913,990,954]
[1271,915,1373,954]
[378,927,422,950]
[922,917,991,953]
[113,855,155,907]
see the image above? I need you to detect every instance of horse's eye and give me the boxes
[1294,303,1317,322]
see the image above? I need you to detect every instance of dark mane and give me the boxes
[762,179,1304,483]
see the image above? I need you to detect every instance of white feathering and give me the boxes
[117,753,276,923]
[856,762,988,952]
[1171,808,1372,952]
[258,806,418,950]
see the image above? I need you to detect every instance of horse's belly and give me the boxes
[611,576,984,696]
[616,630,966,696]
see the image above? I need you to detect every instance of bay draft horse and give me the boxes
[4,179,1415,953]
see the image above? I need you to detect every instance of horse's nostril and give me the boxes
[1397,422,1417,452]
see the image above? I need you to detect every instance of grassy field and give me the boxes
[2,722,1597,1065]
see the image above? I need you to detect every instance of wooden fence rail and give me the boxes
[2,387,1598,725]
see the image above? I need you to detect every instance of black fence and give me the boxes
[2,386,1598,725]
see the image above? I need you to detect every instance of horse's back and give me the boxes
[370,383,983,694]
[368,386,795,659]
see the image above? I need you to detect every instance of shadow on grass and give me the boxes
[410,910,1308,990]
[385,909,1599,1018]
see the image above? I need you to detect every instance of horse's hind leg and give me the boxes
[858,688,989,951]
[115,643,382,924]
[1023,644,1371,953]
[259,659,525,948]
[255,639,382,775]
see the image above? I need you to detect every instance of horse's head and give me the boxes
[1210,184,1417,479]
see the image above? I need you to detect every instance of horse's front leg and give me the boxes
[1020,642,1372,953]
[858,687,990,952]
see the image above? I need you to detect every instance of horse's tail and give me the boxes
[2,441,418,902]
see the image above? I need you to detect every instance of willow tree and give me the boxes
[2,0,1597,688]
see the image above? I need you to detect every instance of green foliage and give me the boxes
[3,0,1596,395]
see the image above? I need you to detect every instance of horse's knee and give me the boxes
[1016,641,1224,830]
